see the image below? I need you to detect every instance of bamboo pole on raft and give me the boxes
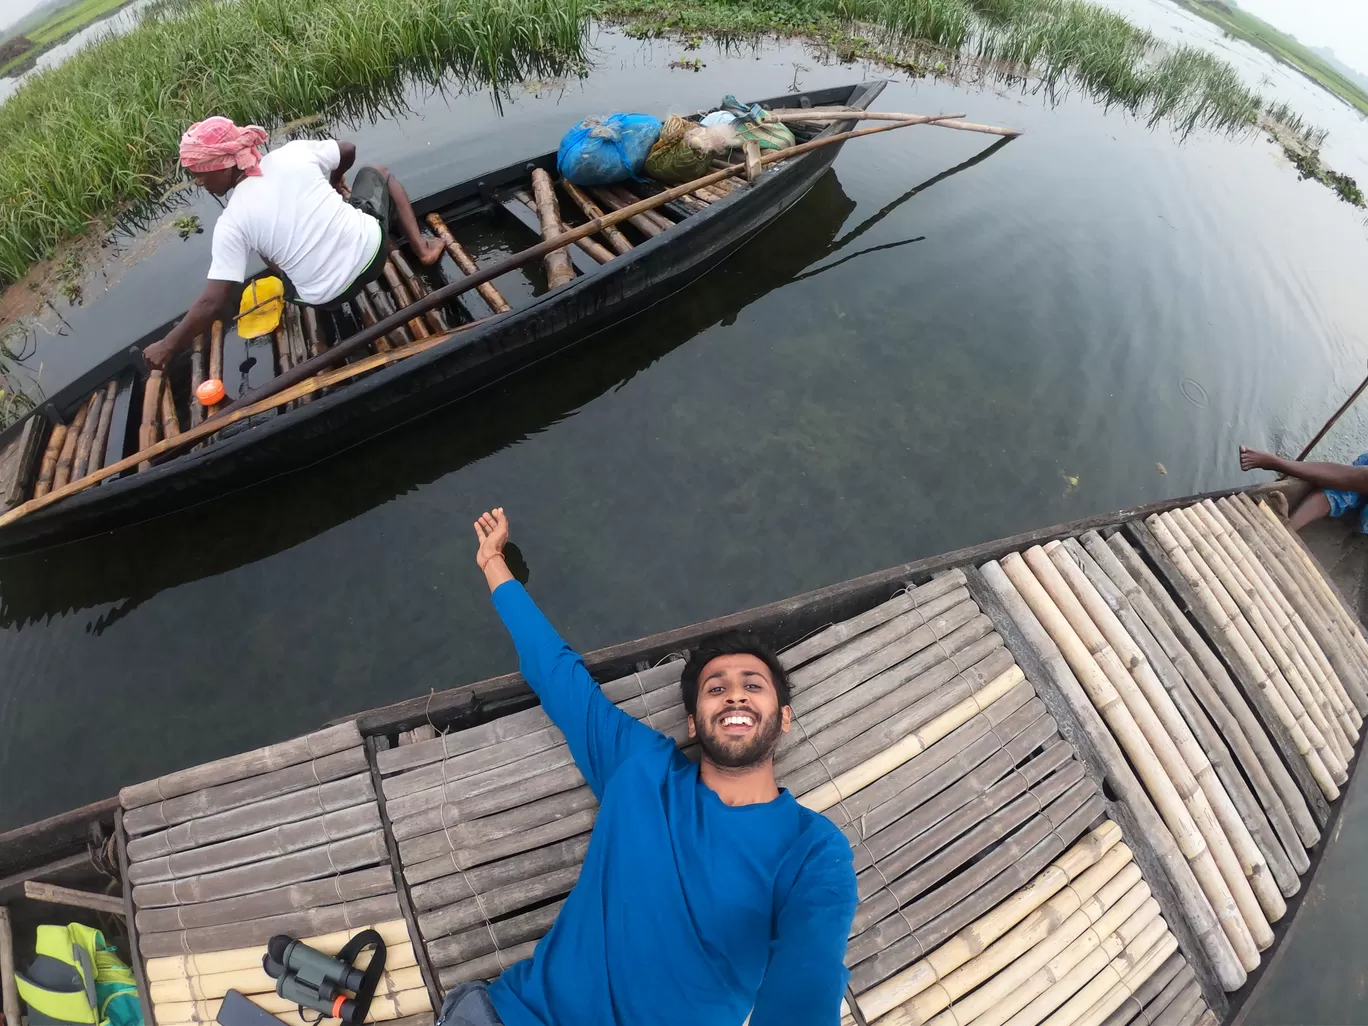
[33,421,67,497]
[557,180,633,256]
[425,213,512,315]
[51,395,91,489]
[530,169,575,288]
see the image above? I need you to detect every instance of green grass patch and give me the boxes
[1172,0,1368,117]
[0,0,136,75]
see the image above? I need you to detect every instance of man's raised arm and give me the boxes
[474,508,662,795]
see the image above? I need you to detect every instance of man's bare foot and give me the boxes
[416,235,445,266]
[1240,445,1279,472]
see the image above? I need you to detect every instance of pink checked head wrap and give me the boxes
[179,116,269,177]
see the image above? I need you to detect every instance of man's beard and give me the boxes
[698,710,784,769]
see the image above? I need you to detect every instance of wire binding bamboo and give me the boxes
[1145,514,1337,802]
[1090,531,1313,869]
[1103,530,1319,852]
[1067,537,1301,898]
[1043,540,1283,932]
[998,550,1256,972]
[1167,506,1349,774]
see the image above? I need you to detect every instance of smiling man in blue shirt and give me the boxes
[437,508,857,1026]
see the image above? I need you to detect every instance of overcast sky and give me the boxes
[3,0,1367,72]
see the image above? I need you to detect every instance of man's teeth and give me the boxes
[721,714,755,727]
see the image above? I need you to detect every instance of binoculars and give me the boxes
[263,931,385,1023]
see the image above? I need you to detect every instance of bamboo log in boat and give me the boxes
[139,889,401,958]
[743,140,762,181]
[513,188,614,266]
[382,261,431,340]
[425,213,512,314]
[558,180,634,256]
[846,791,1106,990]
[1065,538,1300,899]
[1151,977,1202,1026]
[53,397,91,489]
[284,304,309,370]
[1042,540,1282,935]
[366,283,415,349]
[437,940,539,989]
[1167,507,1348,776]
[144,920,411,983]
[417,863,580,938]
[1098,952,1188,1026]
[1105,530,1320,849]
[1131,516,1331,822]
[1244,494,1368,708]
[159,376,181,439]
[129,772,376,860]
[273,326,294,376]
[408,834,590,914]
[977,560,1245,994]
[189,333,206,427]
[71,388,105,481]
[1148,513,1339,800]
[382,727,564,800]
[1061,926,1178,1026]
[207,320,224,415]
[34,422,67,497]
[137,371,163,472]
[1090,531,1313,869]
[530,169,575,289]
[352,288,393,352]
[609,185,675,230]
[822,683,1035,835]
[133,828,390,909]
[398,797,597,872]
[129,804,382,884]
[863,841,1137,1025]
[390,251,447,334]
[136,865,394,933]
[155,966,425,1024]
[87,379,119,474]
[1002,548,1259,968]
[1196,500,1358,742]
[386,746,577,825]
[391,759,588,840]
[121,720,361,812]
[1217,496,1368,722]
[303,307,329,358]
[588,186,664,238]
[428,900,563,968]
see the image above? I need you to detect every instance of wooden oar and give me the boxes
[1295,357,1368,460]
[0,112,964,529]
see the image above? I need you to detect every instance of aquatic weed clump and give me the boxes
[0,0,589,286]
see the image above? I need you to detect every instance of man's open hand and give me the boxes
[474,508,510,570]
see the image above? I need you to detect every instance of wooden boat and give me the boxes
[0,81,886,554]
[0,481,1362,1026]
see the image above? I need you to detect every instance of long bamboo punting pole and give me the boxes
[425,213,512,315]
[33,421,67,497]
[1145,514,1337,801]
[1246,494,1368,689]
[762,109,1018,138]
[1218,496,1368,720]
[531,169,576,288]
[1224,497,1368,717]
[1294,359,1368,460]
[52,395,91,489]
[1003,549,1258,968]
[70,387,105,481]
[1043,541,1284,930]
[850,824,1124,1023]
[87,378,119,474]
[1,118,952,528]
[1194,501,1358,743]
[871,852,1140,1025]
[995,551,1256,974]
[1070,538,1302,895]
[1169,506,1351,768]
[1104,530,1320,851]
[557,179,633,256]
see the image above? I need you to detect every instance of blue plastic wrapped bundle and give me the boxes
[557,113,663,185]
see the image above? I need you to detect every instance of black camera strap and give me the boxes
[334,930,385,1025]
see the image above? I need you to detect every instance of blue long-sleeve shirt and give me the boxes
[484,581,857,1026]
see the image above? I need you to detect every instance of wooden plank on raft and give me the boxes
[0,415,44,509]
[1123,521,1331,827]
[23,880,125,915]
[529,169,575,288]
[365,736,444,1012]
[424,213,511,315]
[967,562,1236,1011]
[116,810,159,1026]
[121,721,362,812]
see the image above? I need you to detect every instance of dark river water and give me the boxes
[4,18,1368,1018]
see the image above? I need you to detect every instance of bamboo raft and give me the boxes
[0,482,1362,1026]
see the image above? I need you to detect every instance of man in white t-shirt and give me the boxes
[143,116,443,370]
